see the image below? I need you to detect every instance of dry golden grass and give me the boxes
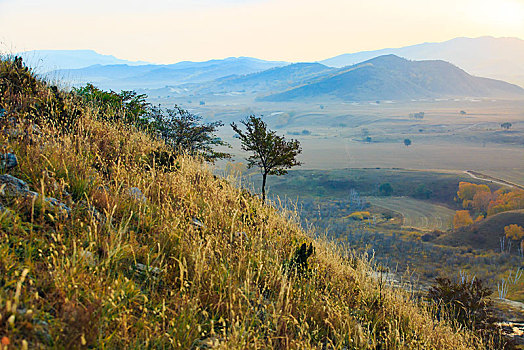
[0,56,488,349]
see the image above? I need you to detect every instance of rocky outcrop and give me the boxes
[1,152,18,171]
[0,174,71,216]
[127,187,146,202]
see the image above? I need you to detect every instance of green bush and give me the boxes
[428,277,512,348]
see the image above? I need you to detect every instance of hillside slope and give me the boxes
[261,55,524,102]
[436,210,524,251]
[0,56,485,348]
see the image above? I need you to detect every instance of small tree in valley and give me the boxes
[231,115,302,201]
[505,224,524,241]
[501,122,512,130]
[453,210,473,229]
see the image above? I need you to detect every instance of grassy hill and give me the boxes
[0,56,490,348]
[261,55,524,102]
[436,210,524,251]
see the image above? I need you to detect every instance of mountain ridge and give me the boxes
[320,36,524,86]
[50,56,288,90]
[259,54,524,102]
[17,49,151,72]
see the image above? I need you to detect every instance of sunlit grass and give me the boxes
[0,55,490,348]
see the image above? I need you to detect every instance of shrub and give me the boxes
[74,84,149,127]
[285,242,315,276]
[379,183,393,196]
[428,277,511,348]
[505,224,524,241]
[150,105,230,162]
[348,211,371,220]
[453,210,473,229]
[414,184,432,199]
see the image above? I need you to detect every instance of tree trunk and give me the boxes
[261,173,267,202]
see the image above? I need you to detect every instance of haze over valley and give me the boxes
[3,0,524,345]
[20,37,524,184]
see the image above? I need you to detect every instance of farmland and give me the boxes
[183,92,524,304]
[364,196,455,231]
[189,96,524,187]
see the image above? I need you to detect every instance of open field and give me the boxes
[257,167,498,208]
[364,196,455,231]
[191,97,524,185]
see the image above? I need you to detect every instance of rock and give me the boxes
[193,337,221,348]
[31,124,42,135]
[3,153,18,170]
[77,200,106,224]
[79,250,96,267]
[134,263,161,275]
[45,197,71,216]
[0,174,30,196]
[33,318,52,345]
[127,187,146,202]
[0,174,71,217]
[234,231,247,240]
[192,217,204,228]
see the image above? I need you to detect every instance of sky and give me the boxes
[1,0,523,63]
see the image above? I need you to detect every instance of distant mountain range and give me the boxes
[259,55,524,102]
[320,36,524,87]
[17,50,150,72]
[48,57,288,90]
[177,62,335,95]
[18,36,524,101]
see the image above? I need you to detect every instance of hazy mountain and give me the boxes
[17,50,150,72]
[50,57,288,90]
[320,36,524,86]
[176,62,335,95]
[260,55,524,102]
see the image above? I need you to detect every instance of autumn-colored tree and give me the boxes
[504,224,524,241]
[486,189,524,216]
[474,214,484,222]
[472,190,493,213]
[453,210,473,229]
[487,201,512,216]
[457,182,490,203]
[455,182,524,217]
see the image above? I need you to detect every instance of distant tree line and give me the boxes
[409,112,425,119]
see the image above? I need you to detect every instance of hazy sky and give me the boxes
[1,0,523,63]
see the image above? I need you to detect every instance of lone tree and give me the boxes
[501,122,512,130]
[403,138,412,146]
[231,115,302,201]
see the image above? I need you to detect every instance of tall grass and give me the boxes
[0,55,488,349]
